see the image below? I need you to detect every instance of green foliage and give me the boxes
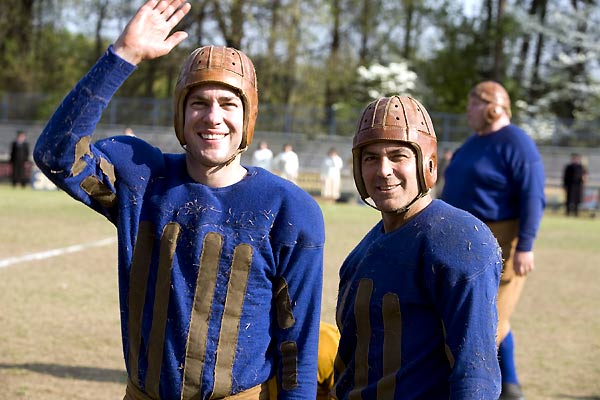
[4,0,600,146]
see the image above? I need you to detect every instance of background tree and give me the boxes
[3,0,600,144]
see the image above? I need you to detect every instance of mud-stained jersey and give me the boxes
[34,46,324,400]
[334,200,501,399]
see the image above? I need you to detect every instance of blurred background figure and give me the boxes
[442,81,545,400]
[435,147,452,197]
[10,130,30,188]
[320,147,343,201]
[251,140,273,171]
[123,127,136,136]
[563,152,588,217]
[273,143,299,183]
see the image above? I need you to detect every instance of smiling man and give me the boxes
[333,96,502,399]
[33,1,324,399]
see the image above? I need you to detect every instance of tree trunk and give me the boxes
[529,0,547,97]
[324,0,342,134]
[492,0,506,81]
[402,0,415,60]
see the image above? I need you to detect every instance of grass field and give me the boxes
[1,185,599,399]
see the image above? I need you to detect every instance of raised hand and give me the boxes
[114,0,191,65]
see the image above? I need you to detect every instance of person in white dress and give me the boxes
[251,140,274,171]
[320,147,343,200]
[274,143,299,184]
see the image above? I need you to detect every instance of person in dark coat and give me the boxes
[563,153,588,216]
[10,130,30,188]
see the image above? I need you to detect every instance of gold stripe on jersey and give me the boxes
[274,277,295,329]
[145,222,180,398]
[72,136,92,176]
[127,221,155,387]
[349,278,373,400]
[377,293,401,399]
[280,341,298,390]
[80,175,117,208]
[182,232,223,399]
[441,321,455,368]
[212,243,253,398]
[99,156,116,186]
[335,282,351,330]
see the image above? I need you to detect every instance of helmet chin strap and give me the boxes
[180,143,246,169]
[363,188,430,214]
[392,189,429,214]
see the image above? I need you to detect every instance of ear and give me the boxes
[425,157,437,188]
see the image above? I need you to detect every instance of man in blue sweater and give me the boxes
[442,81,546,400]
[334,96,502,399]
[33,1,325,399]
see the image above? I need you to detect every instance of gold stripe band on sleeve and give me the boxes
[145,222,180,398]
[182,232,224,400]
[441,321,455,368]
[274,277,296,329]
[72,136,92,176]
[280,341,298,391]
[80,176,117,208]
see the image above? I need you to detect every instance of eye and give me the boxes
[362,154,376,163]
[389,152,411,162]
[223,101,240,108]
[188,98,209,108]
[220,97,243,110]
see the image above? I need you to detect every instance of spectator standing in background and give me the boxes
[251,140,274,171]
[442,81,545,400]
[10,130,30,188]
[274,143,299,184]
[563,152,587,217]
[124,127,136,136]
[320,147,343,201]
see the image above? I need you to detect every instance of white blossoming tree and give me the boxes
[356,61,418,100]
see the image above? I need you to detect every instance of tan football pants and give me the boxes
[125,379,272,400]
[486,219,527,345]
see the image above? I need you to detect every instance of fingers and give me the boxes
[114,0,190,63]
[154,0,187,15]
[167,2,191,27]
[164,31,189,51]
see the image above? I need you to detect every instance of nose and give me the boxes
[376,157,393,177]
[202,102,224,126]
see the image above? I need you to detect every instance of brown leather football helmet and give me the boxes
[173,46,258,152]
[352,96,437,207]
[470,81,512,124]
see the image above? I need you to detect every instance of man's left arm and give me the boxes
[273,202,325,399]
[433,228,502,399]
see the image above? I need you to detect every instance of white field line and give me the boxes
[0,237,117,269]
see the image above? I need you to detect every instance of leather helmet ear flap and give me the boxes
[472,81,511,123]
[485,103,502,123]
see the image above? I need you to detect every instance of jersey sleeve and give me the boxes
[33,46,137,221]
[270,196,325,399]
[426,217,502,399]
